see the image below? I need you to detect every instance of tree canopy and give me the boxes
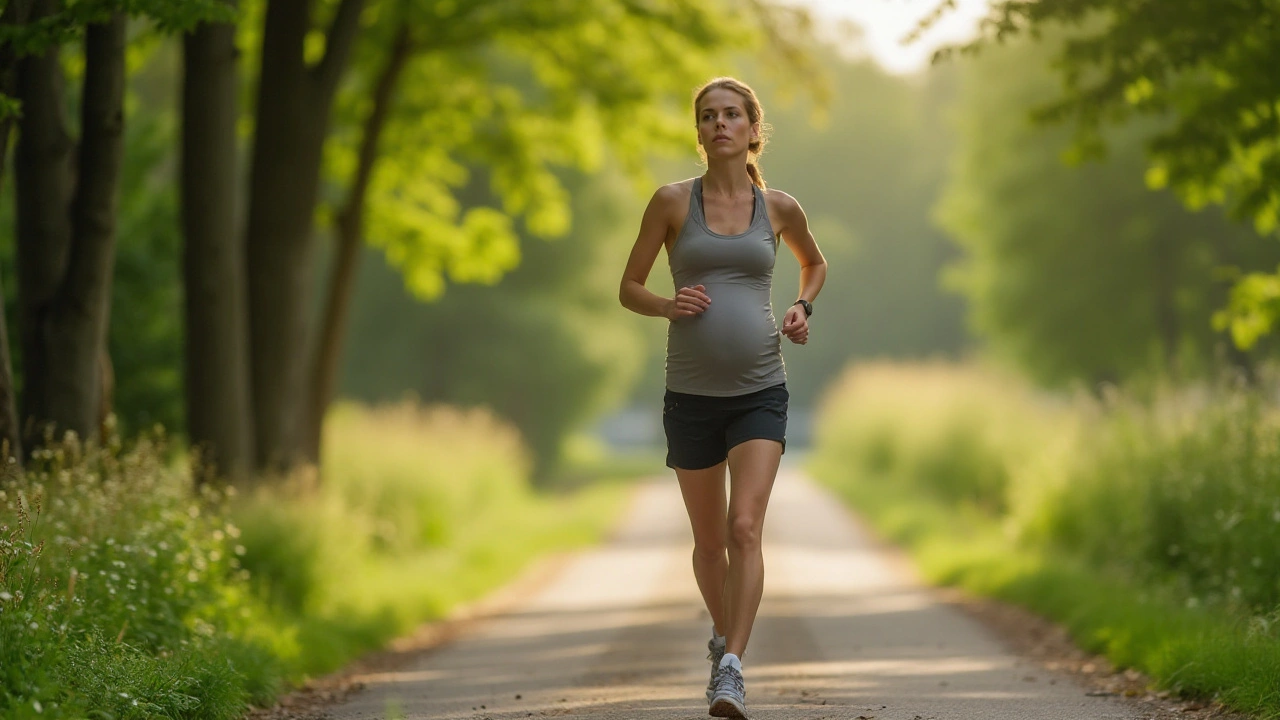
[936,27,1280,387]
[327,0,816,301]
[922,0,1280,349]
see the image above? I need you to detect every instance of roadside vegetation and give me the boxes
[810,362,1280,719]
[0,403,633,719]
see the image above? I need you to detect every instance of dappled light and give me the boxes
[3,0,1280,717]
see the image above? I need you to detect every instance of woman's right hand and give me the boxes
[667,285,710,320]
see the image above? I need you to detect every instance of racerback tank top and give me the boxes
[665,177,786,396]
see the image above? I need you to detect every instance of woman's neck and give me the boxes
[701,160,754,198]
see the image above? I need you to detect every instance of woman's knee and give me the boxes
[692,539,726,564]
[727,514,761,551]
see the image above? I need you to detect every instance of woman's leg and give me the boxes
[721,438,783,658]
[676,461,730,636]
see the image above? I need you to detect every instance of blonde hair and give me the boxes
[694,77,771,189]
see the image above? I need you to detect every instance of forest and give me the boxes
[3,0,1280,717]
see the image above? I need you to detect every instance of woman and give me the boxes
[618,76,827,719]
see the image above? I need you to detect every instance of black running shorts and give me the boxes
[662,383,788,470]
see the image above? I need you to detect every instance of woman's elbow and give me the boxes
[618,280,636,311]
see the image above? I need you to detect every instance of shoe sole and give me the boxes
[709,696,747,719]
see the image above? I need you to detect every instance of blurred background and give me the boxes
[3,0,1276,488]
[6,2,1280,715]
[3,0,1274,485]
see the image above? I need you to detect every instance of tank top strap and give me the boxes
[690,176,706,225]
[750,183,767,231]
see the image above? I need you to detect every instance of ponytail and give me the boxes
[746,161,766,190]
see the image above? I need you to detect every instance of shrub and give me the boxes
[813,361,1280,616]
[0,430,261,719]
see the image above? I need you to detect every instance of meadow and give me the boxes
[810,362,1280,718]
[0,403,632,719]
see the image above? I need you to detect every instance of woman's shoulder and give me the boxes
[764,187,804,219]
[654,177,697,202]
[647,178,697,216]
[763,186,801,208]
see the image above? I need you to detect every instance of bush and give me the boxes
[813,362,1280,614]
[1036,389,1280,613]
[0,430,264,720]
[812,362,1064,515]
[0,403,630,718]
[229,401,627,678]
[811,362,1280,716]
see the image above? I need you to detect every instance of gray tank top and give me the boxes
[665,177,786,396]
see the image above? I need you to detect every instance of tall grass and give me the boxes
[1,430,263,719]
[233,402,630,677]
[1,402,633,718]
[811,362,1280,718]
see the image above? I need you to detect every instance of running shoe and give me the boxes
[705,632,726,703]
[708,664,747,719]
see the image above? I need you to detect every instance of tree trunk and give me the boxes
[303,24,411,464]
[182,3,254,483]
[0,271,20,463]
[16,12,125,449]
[244,0,364,472]
[0,0,36,463]
[98,347,113,437]
[68,16,127,441]
[0,0,36,181]
[15,0,75,448]
[1153,234,1180,376]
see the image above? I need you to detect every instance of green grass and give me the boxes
[229,403,635,679]
[810,362,1280,719]
[0,402,637,718]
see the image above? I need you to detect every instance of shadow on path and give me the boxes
[327,473,1142,720]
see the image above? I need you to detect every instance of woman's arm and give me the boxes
[620,184,710,320]
[773,190,827,344]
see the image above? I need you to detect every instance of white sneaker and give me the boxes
[705,633,726,704]
[708,664,747,719]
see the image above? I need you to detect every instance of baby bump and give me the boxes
[668,290,780,376]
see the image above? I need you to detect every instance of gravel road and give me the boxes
[320,469,1169,720]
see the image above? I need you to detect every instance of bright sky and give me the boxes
[787,0,993,74]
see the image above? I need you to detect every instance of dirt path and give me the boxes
[315,469,1199,720]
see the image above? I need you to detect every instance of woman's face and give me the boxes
[697,87,757,158]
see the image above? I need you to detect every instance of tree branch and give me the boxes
[312,0,364,97]
[305,22,412,462]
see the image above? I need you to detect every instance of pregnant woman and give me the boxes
[618,76,827,719]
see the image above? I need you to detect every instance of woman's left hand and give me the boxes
[782,306,809,345]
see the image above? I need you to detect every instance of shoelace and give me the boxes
[714,666,745,698]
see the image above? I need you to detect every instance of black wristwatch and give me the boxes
[793,299,812,317]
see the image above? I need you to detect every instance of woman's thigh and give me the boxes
[676,462,728,549]
[725,439,783,535]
